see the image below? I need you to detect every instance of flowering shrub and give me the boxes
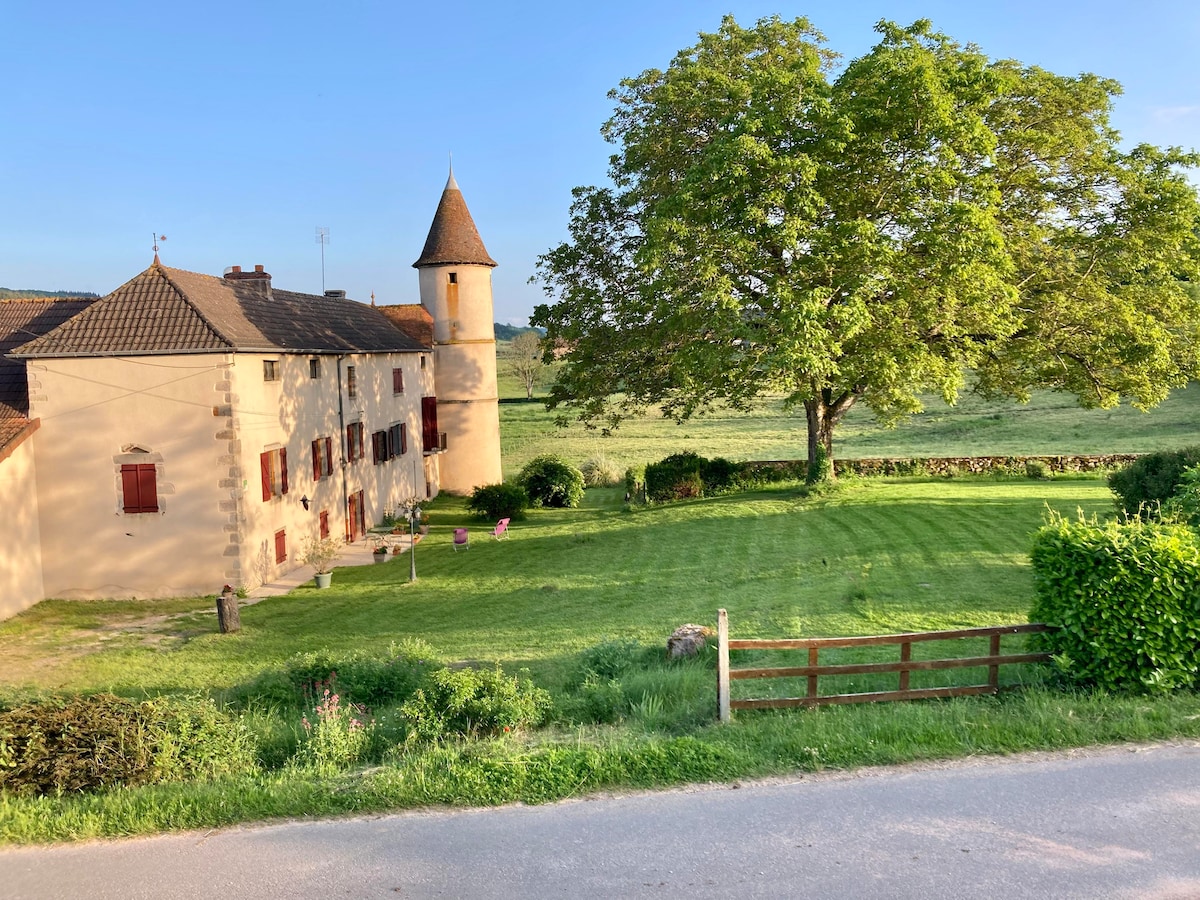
[295,681,373,773]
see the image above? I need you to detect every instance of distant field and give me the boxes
[496,349,1200,478]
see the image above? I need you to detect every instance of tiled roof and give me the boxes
[11,263,426,358]
[378,304,434,347]
[412,171,497,269]
[0,297,95,415]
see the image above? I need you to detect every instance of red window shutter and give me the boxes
[260,452,272,501]
[121,464,158,513]
[280,448,289,495]
[312,439,321,480]
[137,465,159,513]
[422,397,438,451]
[324,437,333,476]
[275,529,287,564]
[400,423,408,455]
[319,510,330,539]
[393,368,404,394]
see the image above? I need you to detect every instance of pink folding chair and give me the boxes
[453,528,469,551]
[491,518,510,540]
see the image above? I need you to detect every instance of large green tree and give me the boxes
[531,16,1200,475]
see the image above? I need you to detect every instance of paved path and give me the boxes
[3,741,1199,899]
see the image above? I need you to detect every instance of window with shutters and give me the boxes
[319,510,330,539]
[372,430,388,465]
[346,422,365,463]
[274,529,287,564]
[120,464,159,514]
[392,367,404,395]
[421,397,439,452]
[260,448,289,501]
[311,436,333,480]
[387,422,407,457]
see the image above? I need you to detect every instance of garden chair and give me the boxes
[453,528,470,551]
[491,518,510,540]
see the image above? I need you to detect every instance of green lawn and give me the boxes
[499,379,1200,478]
[8,370,1200,844]
[0,478,1111,696]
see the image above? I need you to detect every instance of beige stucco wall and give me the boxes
[24,346,436,600]
[231,350,434,589]
[419,264,502,493]
[29,355,234,599]
[0,423,45,619]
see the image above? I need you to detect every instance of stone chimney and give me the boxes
[223,264,272,282]
[223,264,272,299]
[324,289,347,299]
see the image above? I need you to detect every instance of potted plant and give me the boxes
[371,535,391,563]
[301,535,342,588]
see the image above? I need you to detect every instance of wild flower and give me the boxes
[295,679,374,774]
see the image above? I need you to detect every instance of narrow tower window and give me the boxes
[448,272,457,284]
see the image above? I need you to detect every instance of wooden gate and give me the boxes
[716,609,1051,722]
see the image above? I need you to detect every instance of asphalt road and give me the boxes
[3,741,1199,899]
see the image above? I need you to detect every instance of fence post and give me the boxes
[717,608,731,723]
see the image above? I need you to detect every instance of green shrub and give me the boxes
[1108,447,1200,517]
[700,456,739,493]
[567,639,650,689]
[558,674,628,725]
[281,641,440,709]
[0,694,257,796]
[466,482,529,521]
[580,454,624,487]
[645,452,742,500]
[624,464,646,501]
[1030,514,1200,693]
[518,455,585,508]
[1161,465,1200,527]
[399,667,552,740]
[1024,459,1051,480]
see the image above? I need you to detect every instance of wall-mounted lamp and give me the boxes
[300,495,310,511]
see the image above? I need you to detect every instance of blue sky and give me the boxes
[4,1,1198,324]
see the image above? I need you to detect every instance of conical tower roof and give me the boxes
[412,169,497,268]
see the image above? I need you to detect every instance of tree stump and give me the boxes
[216,590,241,634]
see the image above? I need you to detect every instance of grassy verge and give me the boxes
[6,476,1200,844]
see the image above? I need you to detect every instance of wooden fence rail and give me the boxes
[716,608,1051,722]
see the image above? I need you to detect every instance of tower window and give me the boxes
[309,358,321,379]
[448,272,457,284]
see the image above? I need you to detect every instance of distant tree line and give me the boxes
[494,323,544,341]
[0,288,99,299]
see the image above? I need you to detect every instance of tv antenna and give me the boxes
[315,227,330,292]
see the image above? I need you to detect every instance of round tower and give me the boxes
[413,169,503,493]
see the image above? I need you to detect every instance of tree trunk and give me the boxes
[803,389,860,483]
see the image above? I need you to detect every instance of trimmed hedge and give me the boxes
[467,482,529,521]
[1030,515,1200,694]
[645,452,739,502]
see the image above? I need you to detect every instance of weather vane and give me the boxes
[152,233,167,255]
